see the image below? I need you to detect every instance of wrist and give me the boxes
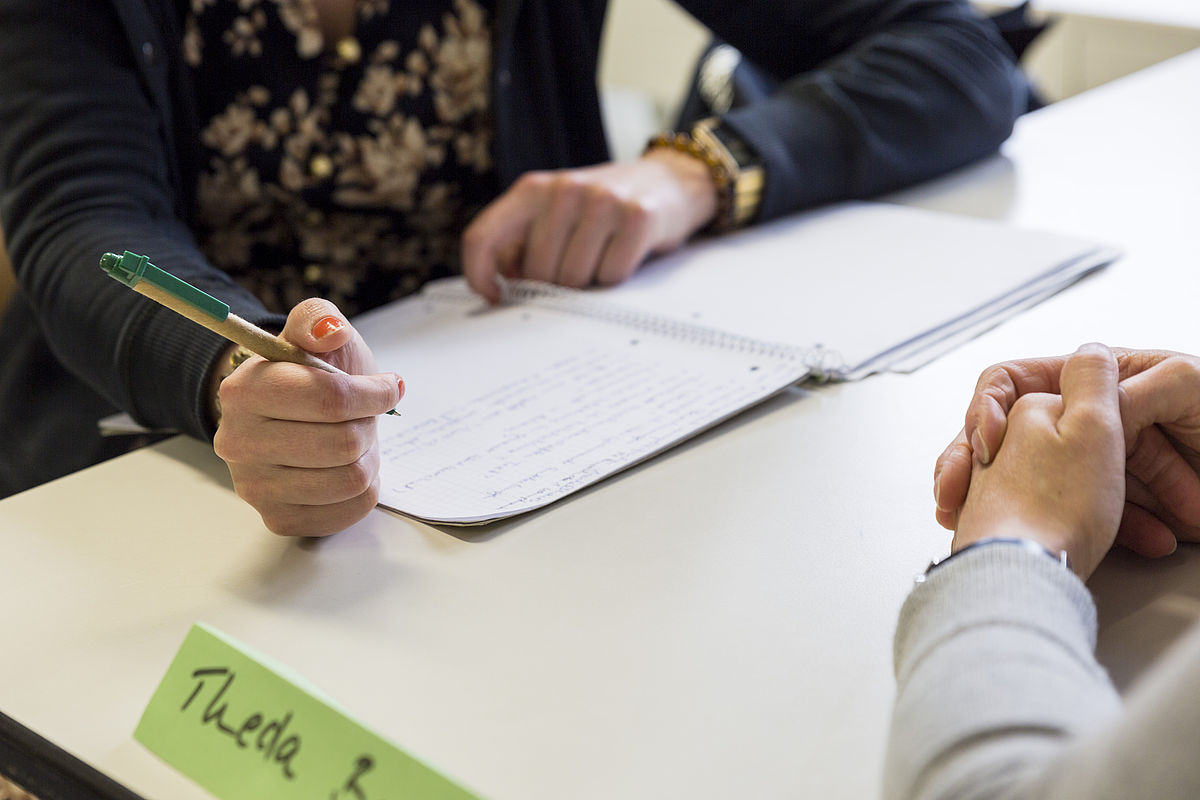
[923,537,1070,582]
[644,118,763,234]
[640,146,720,233]
[206,343,255,428]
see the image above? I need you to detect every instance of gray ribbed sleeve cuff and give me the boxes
[884,543,1120,800]
[895,543,1099,676]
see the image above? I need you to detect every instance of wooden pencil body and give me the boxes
[132,281,343,375]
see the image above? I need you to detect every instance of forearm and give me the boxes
[9,204,283,443]
[885,544,1119,800]
[16,216,237,440]
[889,541,1200,800]
[0,3,282,440]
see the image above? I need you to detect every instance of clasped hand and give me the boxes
[936,345,1200,578]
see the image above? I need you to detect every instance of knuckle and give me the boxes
[554,175,590,205]
[229,472,270,511]
[976,362,1008,384]
[331,419,372,463]
[515,170,554,194]
[359,474,381,509]
[619,200,653,232]
[975,362,1016,395]
[216,374,247,411]
[596,259,637,286]
[1074,403,1115,432]
[581,181,615,208]
[237,482,270,511]
[338,456,375,499]
[212,427,231,460]
[1008,394,1032,416]
[212,426,246,463]
[263,510,307,538]
[1162,355,1200,384]
[318,379,356,420]
[1009,393,1046,416]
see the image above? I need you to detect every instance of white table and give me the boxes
[3,50,1200,800]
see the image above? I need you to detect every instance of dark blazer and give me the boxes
[0,0,1025,496]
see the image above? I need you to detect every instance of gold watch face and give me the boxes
[694,119,761,170]
[692,120,763,227]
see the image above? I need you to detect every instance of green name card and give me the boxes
[135,623,482,800]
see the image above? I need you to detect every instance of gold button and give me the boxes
[309,154,333,178]
[304,264,324,283]
[336,37,362,64]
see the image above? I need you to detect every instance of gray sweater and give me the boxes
[886,543,1200,799]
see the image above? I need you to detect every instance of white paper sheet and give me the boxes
[354,201,1117,523]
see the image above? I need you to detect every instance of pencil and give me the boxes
[100,250,400,416]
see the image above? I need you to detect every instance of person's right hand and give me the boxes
[460,147,719,303]
[953,343,1126,579]
[212,299,404,537]
[935,348,1200,558]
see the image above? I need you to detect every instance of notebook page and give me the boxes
[590,201,1114,377]
[354,286,808,524]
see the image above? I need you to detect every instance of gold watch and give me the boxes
[210,344,256,427]
[690,117,764,230]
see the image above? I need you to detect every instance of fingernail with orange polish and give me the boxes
[397,377,406,400]
[312,315,344,339]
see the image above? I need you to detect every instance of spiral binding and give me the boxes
[424,277,850,377]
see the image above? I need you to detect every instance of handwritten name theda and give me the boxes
[182,666,382,796]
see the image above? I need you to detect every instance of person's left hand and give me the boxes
[461,148,719,303]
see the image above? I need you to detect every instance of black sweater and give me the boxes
[0,0,1025,496]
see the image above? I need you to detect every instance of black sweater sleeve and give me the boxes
[678,0,1026,219]
[0,1,283,443]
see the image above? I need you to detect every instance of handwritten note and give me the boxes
[370,303,807,523]
[135,624,481,800]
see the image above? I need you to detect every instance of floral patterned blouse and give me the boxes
[183,0,496,315]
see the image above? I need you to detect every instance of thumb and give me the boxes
[1058,342,1120,434]
[281,298,354,355]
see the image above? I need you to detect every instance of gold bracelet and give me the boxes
[228,345,256,373]
[211,345,256,427]
[690,117,764,230]
[645,131,736,233]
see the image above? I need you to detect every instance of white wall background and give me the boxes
[598,0,707,161]
[595,1,1200,159]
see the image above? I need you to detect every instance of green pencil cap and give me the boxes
[100,251,230,321]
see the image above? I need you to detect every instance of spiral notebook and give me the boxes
[354,201,1117,524]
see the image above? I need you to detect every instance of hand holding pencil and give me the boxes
[102,251,404,537]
